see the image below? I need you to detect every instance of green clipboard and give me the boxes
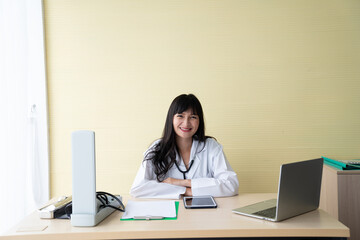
[120,201,179,221]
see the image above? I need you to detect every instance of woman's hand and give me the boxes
[162,178,192,196]
[184,187,192,196]
[163,177,191,187]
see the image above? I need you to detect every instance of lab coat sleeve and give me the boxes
[191,144,239,197]
[130,160,186,199]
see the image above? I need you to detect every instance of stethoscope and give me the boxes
[174,139,202,179]
[174,160,194,179]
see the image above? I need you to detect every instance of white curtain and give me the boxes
[0,0,49,234]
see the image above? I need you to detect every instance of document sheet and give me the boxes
[121,200,176,219]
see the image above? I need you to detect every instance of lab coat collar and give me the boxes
[190,138,199,161]
[186,138,205,179]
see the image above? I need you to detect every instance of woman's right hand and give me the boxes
[184,187,192,196]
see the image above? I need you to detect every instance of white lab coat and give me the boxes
[130,138,239,199]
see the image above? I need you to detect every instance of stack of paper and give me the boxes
[121,200,177,220]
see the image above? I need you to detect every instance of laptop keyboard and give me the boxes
[253,207,277,218]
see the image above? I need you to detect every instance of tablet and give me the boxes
[183,196,217,209]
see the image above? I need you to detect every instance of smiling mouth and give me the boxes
[180,127,192,132]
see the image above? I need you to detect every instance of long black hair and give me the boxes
[145,94,210,182]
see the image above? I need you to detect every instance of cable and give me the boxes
[96,191,125,212]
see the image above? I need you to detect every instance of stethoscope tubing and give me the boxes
[174,160,194,179]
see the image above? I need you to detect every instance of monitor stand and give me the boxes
[70,130,118,227]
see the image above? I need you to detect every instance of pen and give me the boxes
[133,215,164,220]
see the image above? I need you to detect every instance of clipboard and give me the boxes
[120,201,179,221]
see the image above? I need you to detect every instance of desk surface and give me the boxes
[2,193,349,240]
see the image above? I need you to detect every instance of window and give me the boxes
[0,0,49,233]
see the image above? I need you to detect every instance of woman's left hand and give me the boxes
[163,177,191,187]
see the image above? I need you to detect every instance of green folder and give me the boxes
[120,201,179,221]
[323,156,360,170]
[324,159,344,170]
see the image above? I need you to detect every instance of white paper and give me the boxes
[121,200,176,219]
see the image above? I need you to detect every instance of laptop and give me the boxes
[232,158,323,222]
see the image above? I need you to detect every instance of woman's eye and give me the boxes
[191,116,198,119]
[177,114,183,118]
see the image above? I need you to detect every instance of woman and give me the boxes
[130,94,239,199]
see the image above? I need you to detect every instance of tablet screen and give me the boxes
[183,196,217,208]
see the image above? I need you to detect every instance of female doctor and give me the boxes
[130,94,239,199]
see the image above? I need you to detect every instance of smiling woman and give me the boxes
[130,94,239,199]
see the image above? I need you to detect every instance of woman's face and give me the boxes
[173,109,199,140]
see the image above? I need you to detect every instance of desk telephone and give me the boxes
[39,192,124,219]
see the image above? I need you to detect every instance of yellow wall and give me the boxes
[44,0,360,197]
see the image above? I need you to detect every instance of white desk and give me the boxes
[1,193,350,240]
